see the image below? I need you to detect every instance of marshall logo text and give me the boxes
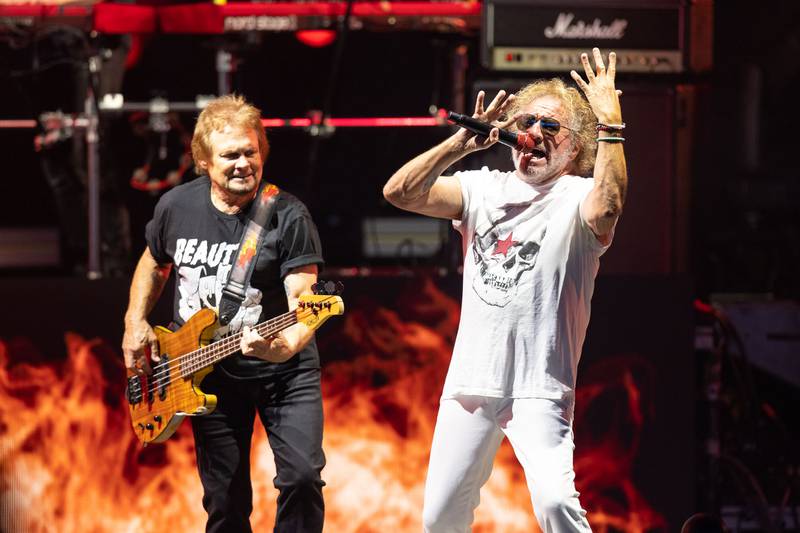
[544,12,628,40]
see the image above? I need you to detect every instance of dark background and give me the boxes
[1,1,799,531]
[1,2,799,298]
[1,2,799,297]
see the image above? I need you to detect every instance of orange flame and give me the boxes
[0,277,665,532]
[236,234,259,269]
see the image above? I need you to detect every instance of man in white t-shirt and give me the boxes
[383,48,627,532]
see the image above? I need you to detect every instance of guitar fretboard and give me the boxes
[178,310,298,377]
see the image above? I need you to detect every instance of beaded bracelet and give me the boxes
[596,136,625,143]
[596,123,626,132]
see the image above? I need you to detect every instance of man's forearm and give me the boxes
[592,141,627,232]
[281,321,316,357]
[383,134,467,208]
[274,265,318,359]
[124,250,171,326]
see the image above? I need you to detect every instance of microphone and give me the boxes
[447,111,535,153]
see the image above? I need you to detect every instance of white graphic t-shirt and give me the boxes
[443,168,612,400]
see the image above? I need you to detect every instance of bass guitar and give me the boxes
[127,288,343,444]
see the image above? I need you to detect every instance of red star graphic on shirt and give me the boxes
[492,232,516,256]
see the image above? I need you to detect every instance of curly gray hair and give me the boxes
[507,78,596,176]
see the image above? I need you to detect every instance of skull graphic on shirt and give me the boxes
[176,253,262,338]
[471,204,547,307]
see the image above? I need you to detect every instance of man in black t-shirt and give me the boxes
[122,94,326,532]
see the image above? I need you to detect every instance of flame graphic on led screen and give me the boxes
[0,278,664,532]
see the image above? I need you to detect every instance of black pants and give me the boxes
[191,367,326,533]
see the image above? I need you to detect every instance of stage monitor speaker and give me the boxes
[461,80,694,275]
[481,0,713,74]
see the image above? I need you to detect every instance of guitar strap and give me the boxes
[218,182,281,326]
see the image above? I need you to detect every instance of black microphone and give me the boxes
[447,111,535,153]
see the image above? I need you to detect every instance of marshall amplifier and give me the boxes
[481,0,712,73]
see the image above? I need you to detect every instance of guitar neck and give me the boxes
[178,310,298,377]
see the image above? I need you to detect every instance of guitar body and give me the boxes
[127,308,219,444]
[126,292,344,445]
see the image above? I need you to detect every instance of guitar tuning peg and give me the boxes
[311,280,343,295]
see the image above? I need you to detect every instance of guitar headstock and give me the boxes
[297,289,345,329]
[311,280,344,296]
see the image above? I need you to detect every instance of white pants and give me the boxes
[422,396,592,533]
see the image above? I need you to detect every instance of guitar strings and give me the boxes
[143,312,293,383]
[141,312,297,393]
[132,304,322,412]
[147,297,332,383]
[135,296,337,398]
[156,295,336,396]
[134,316,299,411]
[137,313,298,402]
[177,318,298,378]
[133,295,338,408]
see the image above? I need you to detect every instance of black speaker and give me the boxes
[481,0,713,74]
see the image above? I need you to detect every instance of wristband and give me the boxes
[596,136,625,143]
[596,123,626,132]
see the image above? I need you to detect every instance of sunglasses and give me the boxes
[515,114,572,136]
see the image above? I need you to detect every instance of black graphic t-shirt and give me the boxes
[145,176,324,379]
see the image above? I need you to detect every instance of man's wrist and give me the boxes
[596,120,625,142]
[445,133,471,154]
[596,117,623,126]
[124,312,148,327]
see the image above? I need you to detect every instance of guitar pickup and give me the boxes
[152,356,171,401]
[126,375,143,405]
